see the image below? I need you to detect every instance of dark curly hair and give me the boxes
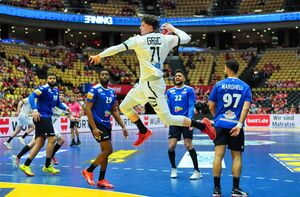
[141,15,160,31]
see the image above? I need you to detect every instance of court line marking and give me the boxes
[0,174,14,177]
[0,181,147,197]
[284,180,294,183]
[269,153,294,173]
[270,178,279,181]
[3,162,300,184]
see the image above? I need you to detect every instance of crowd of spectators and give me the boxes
[251,91,300,114]
[6,0,65,11]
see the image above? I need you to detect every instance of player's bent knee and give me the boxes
[169,146,176,151]
[159,113,180,126]
[57,137,64,145]
[158,113,172,125]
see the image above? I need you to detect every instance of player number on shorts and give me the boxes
[223,93,241,108]
[106,96,112,104]
[150,47,160,62]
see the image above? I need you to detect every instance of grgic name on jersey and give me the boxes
[147,37,161,45]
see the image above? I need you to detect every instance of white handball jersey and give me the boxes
[123,33,179,81]
[20,97,33,115]
[52,103,68,124]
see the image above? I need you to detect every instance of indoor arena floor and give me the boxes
[1,127,300,197]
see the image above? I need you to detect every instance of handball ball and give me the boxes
[160,28,171,35]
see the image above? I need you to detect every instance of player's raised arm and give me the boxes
[89,44,127,65]
[161,23,191,44]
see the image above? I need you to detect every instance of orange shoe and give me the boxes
[133,129,153,147]
[97,179,114,189]
[201,118,216,140]
[81,169,95,186]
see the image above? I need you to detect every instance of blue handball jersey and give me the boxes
[86,84,116,128]
[166,85,196,119]
[29,84,66,118]
[209,77,252,129]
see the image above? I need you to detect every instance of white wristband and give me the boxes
[236,122,243,129]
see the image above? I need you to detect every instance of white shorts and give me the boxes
[17,113,33,127]
[127,78,170,115]
[122,78,185,126]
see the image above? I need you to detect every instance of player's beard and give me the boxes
[175,81,183,86]
[101,79,109,87]
[48,81,56,88]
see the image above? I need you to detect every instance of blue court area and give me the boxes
[1,128,300,196]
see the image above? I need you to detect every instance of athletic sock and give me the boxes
[189,148,199,172]
[17,145,31,159]
[24,158,32,166]
[52,143,62,158]
[214,176,221,188]
[45,158,51,168]
[87,162,97,173]
[22,132,28,139]
[99,169,106,181]
[133,119,147,134]
[168,150,176,168]
[191,120,206,131]
[233,177,240,189]
[7,137,13,143]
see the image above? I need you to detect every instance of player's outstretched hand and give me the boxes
[122,127,129,139]
[89,55,101,65]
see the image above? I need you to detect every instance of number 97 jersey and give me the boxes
[209,77,252,129]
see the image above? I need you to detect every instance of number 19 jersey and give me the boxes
[208,77,252,129]
[123,33,179,82]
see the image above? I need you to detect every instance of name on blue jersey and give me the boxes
[221,84,243,90]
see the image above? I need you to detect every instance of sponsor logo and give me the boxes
[174,106,183,112]
[87,92,94,100]
[224,110,236,120]
[144,115,149,126]
[60,117,69,132]
[34,89,42,95]
[105,111,111,117]
[84,15,113,25]
[246,114,270,127]
[0,118,9,135]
